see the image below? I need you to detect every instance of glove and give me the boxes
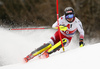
[55,25,67,31]
[79,39,84,47]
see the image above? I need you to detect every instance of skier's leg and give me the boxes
[41,36,72,58]
[40,38,67,58]
[31,43,52,56]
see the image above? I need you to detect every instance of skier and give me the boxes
[24,7,84,62]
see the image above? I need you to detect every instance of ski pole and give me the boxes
[9,27,51,30]
[56,0,65,52]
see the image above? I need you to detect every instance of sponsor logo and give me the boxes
[66,31,69,34]
[66,11,72,13]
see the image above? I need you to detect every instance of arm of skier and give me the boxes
[52,17,67,31]
[77,21,85,47]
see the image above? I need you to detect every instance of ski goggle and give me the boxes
[65,14,74,19]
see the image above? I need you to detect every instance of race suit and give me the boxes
[49,15,84,46]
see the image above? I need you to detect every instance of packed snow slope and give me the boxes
[0,28,100,69]
[1,43,100,69]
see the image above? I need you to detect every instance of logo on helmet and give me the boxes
[66,11,72,13]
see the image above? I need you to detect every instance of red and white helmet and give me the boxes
[64,7,75,19]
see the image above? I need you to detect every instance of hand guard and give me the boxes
[79,39,84,47]
[55,25,67,31]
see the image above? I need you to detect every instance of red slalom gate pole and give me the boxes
[56,0,65,52]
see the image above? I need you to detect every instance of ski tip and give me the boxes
[24,58,28,63]
[39,52,49,59]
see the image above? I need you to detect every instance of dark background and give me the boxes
[0,0,100,41]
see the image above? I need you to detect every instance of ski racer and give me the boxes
[24,7,85,62]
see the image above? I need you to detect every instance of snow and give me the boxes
[0,28,100,69]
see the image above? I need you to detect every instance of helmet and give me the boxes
[64,7,75,19]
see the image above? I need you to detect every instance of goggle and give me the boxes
[65,14,74,19]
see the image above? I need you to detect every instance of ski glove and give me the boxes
[79,39,84,47]
[55,26,67,31]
